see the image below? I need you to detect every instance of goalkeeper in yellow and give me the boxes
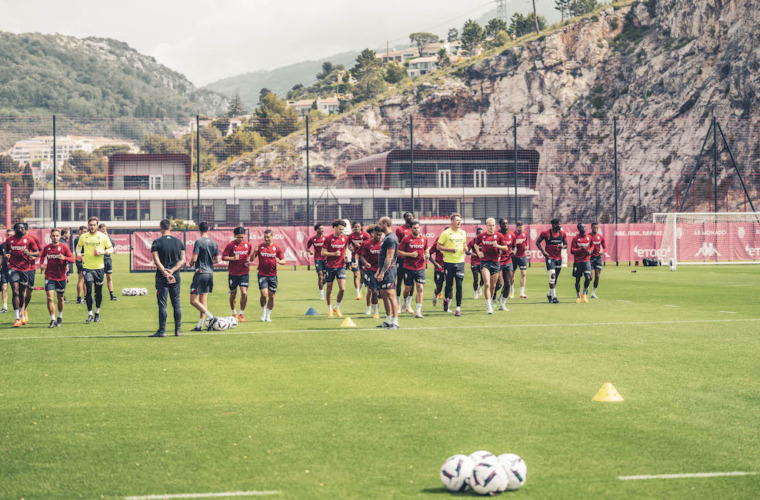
[76,216,114,323]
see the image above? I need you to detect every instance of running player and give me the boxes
[348,221,370,301]
[5,223,40,327]
[20,222,40,321]
[1,228,11,313]
[497,218,516,309]
[306,224,327,300]
[98,223,118,301]
[536,218,567,304]
[376,216,399,328]
[357,225,383,318]
[589,222,606,298]
[394,212,414,298]
[60,228,72,304]
[252,229,286,322]
[512,221,529,298]
[322,219,349,318]
[570,223,593,303]
[475,218,511,314]
[437,213,468,316]
[189,222,220,331]
[40,228,75,328]
[222,227,253,321]
[398,220,429,318]
[466,227,484,299]
[73,226,86,304]
[76,217,113,323]
[428,234,445,308]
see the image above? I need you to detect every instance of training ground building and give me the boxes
[28,149,540,228]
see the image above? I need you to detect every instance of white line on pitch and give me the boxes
[3,318,760,341]
[720,311,737,314]
[664,305,680,308]
[619,471,757,480]
[616,300,632,303]
[125,491,279,499]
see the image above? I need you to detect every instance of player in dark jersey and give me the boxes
[376,216,399,328]
[398,221,429,318]
[252,229,286,322]
[189,222,221,331]
[348,221,370,303]
[60,228,72,304]
[536,218,567,304]
[570,223,593,303]
[495,218,516,310]
[394,212,414,298]
[1,228,11,313]
[589,222,606,298]
[21,222,41,322]
[222,226,253,322]
[5,222,40,327]
[466,227,484,299]
[149,219,186,337]
[73,225,86,304]
[429,235,445,308]
[511,221,529,298]
[40,228,75,328]
[306,224,327,300]
[322,219,349,318]
[98,223,118,301]
[357,226,383,319]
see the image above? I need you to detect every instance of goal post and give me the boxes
[653,212,760,266]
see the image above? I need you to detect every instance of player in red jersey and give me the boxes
[428,235,446,307]
[398,221,429,318]
[222,227,253,321]
[40,228,75,328]
[321,219,349,318]
[4,222,40,327]
[511,221,529,298]
[495,218,516,309]
[589,222,606,298]
[475,218,512,314]
[348,221,370,302]
[536,218,567,304]
[252,229,286,322]
[466,227,484,299]
[570,223,593,303]
[306,224,327,300]
[357,226,383,319]
[394,212,414,297]
[21,222,41,321]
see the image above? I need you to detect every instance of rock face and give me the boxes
[221,0,759,222]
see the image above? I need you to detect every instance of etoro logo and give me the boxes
[745,244,760,257]
[633,245,670,258]
[695,242,721,257]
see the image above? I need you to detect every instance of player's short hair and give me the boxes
[50,228,60,234]
[23,222,29,229]
[198,221,209,233]
[263,229,273,235]
[476,227,483,233]
[371,225,382,233]
[159,219,171,231]
[61,228,70,236]
[313,223,323,231]
[5,228,12,235]
[450,213,461,220]
[98,223,106,229]
[550,218,560,226]
[410,220,420,227]
[591,221,599,227]
[486,217,495,225]
[88,216,99,224]
[403,211,413,220]
[499,218,508,225]
[233,226,245,236]
[577,223,585,231]
[331,219,345,228]
[13,222,24,232]
[352,221,362,228]
[516,220,524,226]
[79,225,87,232]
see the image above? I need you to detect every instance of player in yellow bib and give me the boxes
[76,216,113,323]
[436,213,468,316]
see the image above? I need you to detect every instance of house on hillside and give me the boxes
[407,56,438,78]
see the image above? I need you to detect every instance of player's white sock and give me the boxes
[373,304,378,314]
[499,297,506,307]
[336,302,341,311]
[365,306,371,314]
[197,318,205,329]
[51,314,56,321]
[14,309,20,320]
[550,288,556,299]
[95,307,100,314]
[416,302,422,314]
[456,306,461,313]
[58,312,63,319]
[266,308,273,320]
[88,310,93,316]
[320,289,324,300]
[521,287,525,295]
[240,308,245,315]
[583,287,589,295]
[232,309,237,316]
[385,315,392,324]
[356,289,361,298]
[392,316,399,326]
[2,302,6,308]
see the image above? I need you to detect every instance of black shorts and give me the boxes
[45,279,67,293]
[378,266,397,290]
[470,264,481,274]
[545,258,563,272]
[481,260,500,276]
[403,268,426,286]
[315,260,327,273]
[363,270,378,290]
[228,273,249,290]
[190,273,213,295]
[1,268,8,285]
[83,268,105,286]
[350,256,360,272]
[325,266,346,283]
[9,269,34,287]
[76,261,84,276]
[434,269,445,288]
[512,255,528,270]
[443,262,465,280]
[573,261,593,278]
[104,257,113,275]
[257,274,278,293]
[591,255,603,270]
[500,262,514,273]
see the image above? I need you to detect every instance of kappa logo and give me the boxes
[695,242,721,257]
[633,245,670,258]
[283,247,297,262]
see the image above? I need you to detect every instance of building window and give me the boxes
[149,175,163,190]
[124,176,150,190]
[474,169,487,188]
[61,201,71,221]
[437,169,452,188]
[113,200,125,220]
[126,201,138,221]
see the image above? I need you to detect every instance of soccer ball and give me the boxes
[469,450,497,465]
[469,461,509,496]
[227,316,238,328]
[440,454,474,492]
[212,317,230,331]
[497,453,527,491]
[670,266,676,272]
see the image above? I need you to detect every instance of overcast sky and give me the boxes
[0,0,561,86]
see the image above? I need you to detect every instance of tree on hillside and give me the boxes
[227,91,246,117]
[253,90,299,141]
[461,19,485,54]
[532,0,541,34]
[485,18,508,38]
[568,0,599,17]
[447,28,459,42]
[509,12,547,38]
[317,62,334,80]
[436,48,451,67]
[384,62,407,84]
[409,32,440,57]
[555,0,572,22]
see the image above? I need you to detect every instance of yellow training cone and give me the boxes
[340,317,356,327]
[592,382,624,402]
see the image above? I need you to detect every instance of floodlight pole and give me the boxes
[196,115,201,224]
[53,114,57,227]
[514,115,518,221]
[679,119,714,212]
[410,116,414,215]
[716,122,757,215]
[306,115,311,227]
[713,115,718,214]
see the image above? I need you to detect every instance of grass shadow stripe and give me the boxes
[125,490,280,499]
[619,472,757,480]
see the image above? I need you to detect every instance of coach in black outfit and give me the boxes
[149,219,186,337]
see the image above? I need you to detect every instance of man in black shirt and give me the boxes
[73,225,86,304]
[189,221,220,331]
[375,216,399,329]
[149,219,186,337]
[98,223,118,301]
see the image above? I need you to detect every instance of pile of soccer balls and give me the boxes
[121,288,149,296]
[210,316,239,331]
[440,451,527,495]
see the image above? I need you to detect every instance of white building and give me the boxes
[7,136,137,166]
[406,56,438,78]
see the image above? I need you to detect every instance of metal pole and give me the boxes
[196,115,201,224]
[513,115,518,221]
[613,116,618,224]
[53,114,57,227]
[679,120,714,212]
[410,115,414,215]
[717,122,757,215]
[306,115,311,227]
[713,115,718,214]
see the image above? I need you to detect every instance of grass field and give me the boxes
[1,256,759,499]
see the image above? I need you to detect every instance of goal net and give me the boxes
[653,212,760,266]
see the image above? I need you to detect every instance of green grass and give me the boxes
[1,256,759,499]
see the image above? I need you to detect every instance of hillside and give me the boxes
[203,51,358,107]
[0,32,226,117]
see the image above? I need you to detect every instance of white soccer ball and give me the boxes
[140,288,148,295]
[497,453,527,491]
[469,450,498,466]
[469,461,509,496]
[227,316,238,328]
[212,317,230,331]
[440,454,474,492]
[670,266,676,272]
